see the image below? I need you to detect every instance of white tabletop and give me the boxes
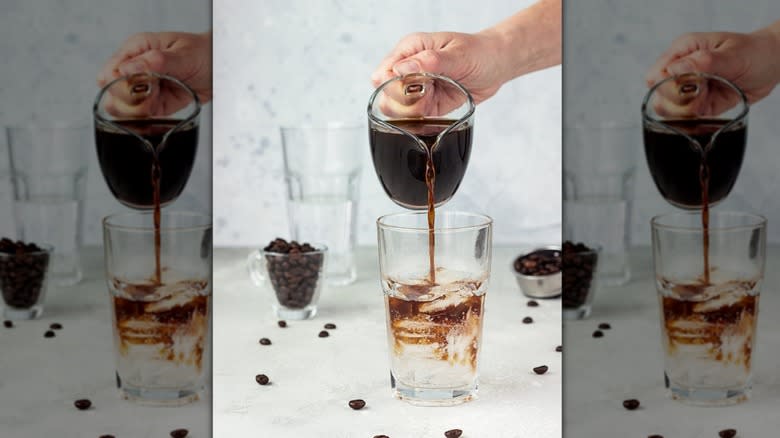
[0,247,211,438]
[564,246,780,437]
[213,246,562,438]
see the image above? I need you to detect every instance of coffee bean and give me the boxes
[44,330,55,338]
[533,365,549,375]
[718,429,737,438]
[264,238,323,309]
[0,239,50,310]
[318,330,330,338]
[598,322,611,330]
[348,399,366,410]
[444,429,463,438]
[562,241,597,310]
[74,399,92,410]
[522,316,533,324]
[648,435,664,438]
[50,323,62,330]
[259,338,271,345]
[99,435,115,438]
[170,428,189,438]
[4,320,12,328]
[515,249,561,276]
[555,345,562,352]
[373,435,390,438]
[255,374,269,385]
[592,330,604,338]
[278,320,287,328]
[622,399,640,410]
[527,300,539,307]
[324,323,336,329]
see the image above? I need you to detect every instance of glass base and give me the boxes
[117,372,202,406]
[666,374,750,406]
[563,305,591,320]
[391,373,477,406]
[274,304,317,320]
[3,305,43,320]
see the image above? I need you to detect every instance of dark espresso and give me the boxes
[371,119,473,283]
[645,119,747,283]
[644,119,746,209]
[96,119,198,283]
[95,119,199,209]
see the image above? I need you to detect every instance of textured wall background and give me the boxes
[213,0,562,247]
[0,0,212,245]
[565,0,780,244]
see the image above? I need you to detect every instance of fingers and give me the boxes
[371,33,431,87]
[646,33,704,86]
[97,32,156,87]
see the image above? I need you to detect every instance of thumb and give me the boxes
[392,49,457,77]
[117,49,191,80]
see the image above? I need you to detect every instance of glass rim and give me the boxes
[279,122,365,132]
[641,72,749,127]
[0,243,54,257]
[376,211,492,233]
[102,211,212,233]
[651,211,767,232]
[262,243,328,256]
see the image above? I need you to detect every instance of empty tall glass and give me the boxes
[7,124,89,286]
[280,124,362,286]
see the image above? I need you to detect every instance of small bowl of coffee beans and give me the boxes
[247,238,327,320]
[513,246,562,299]
[0,238,53,320]
[562,241,600,320]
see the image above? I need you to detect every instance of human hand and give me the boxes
[97,31,212,117]
[646,29,780,115]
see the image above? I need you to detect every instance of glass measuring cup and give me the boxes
[368,73,475,209]
[93,72,201,210]
[642,73,749,209]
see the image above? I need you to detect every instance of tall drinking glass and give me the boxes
[651,211,765,405]
[103,212,212,405]
[377,211,492,406]
[280,124,362,286]
[7,123,89,286]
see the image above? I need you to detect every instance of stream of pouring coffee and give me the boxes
[151,159,162,285]
[425,147,436,284]
[699,156,710,284]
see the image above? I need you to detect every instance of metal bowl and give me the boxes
[513,245,562,299]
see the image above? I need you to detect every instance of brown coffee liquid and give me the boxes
[370,119,473,284]
[96,119,199,284]
[645,119,747,283]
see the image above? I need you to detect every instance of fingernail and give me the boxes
[392,59,421,76]
[119,60,147,75]
[667,59,695,76]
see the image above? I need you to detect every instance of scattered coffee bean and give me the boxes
[50,323,63,330]
[648,435,664,438]
[555,345,562,352]
[264,238,324,309]
[318,330,330,338]
[348,399,366,410]
[622,399,640,410]
[533,365,549,375]
[514,249,561,276]
[74,399,92,410]
[598,322,611,330]
[527,300,539,307]
[444,429,463,438]
[44,330,55,338]
[278,320,287,328]
[522,316,533,324]
[562,241,598,309]
[99,435,116,438]
[259,338,271,345]
[324,323,336,329]
[255,374,270,385]
[592,330,604,338]
[373,435,390,438]
[4,320,12,328]
[170,428,189,438]
[718,429,737,438]
[0,238,50,310]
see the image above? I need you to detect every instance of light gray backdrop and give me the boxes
[565,0,780,244]
[213,0,562,247]
[0,0,212,245]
